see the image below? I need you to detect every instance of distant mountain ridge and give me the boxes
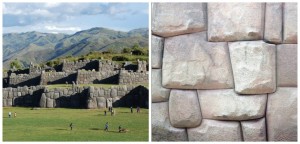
[3,27,148,69]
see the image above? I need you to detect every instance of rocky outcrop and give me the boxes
[228,41,276,94]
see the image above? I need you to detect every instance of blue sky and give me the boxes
[3,2,148,34]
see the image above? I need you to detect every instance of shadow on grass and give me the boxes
[90,128,101,130]
[56,128,67,130]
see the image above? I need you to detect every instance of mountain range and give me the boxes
[3,27,148,69]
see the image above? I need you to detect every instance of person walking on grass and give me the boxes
[104,122,109,131]
[104,110,107,116]
[14,112,17,118]
[130,106,133,113]
[70,123,73,130]
[8,112,11,118]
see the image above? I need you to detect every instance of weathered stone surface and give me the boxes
[87,97,97,109]
[188,119,242,141]
[111,89,117,97]
[46,98,54,108]
[198,89,267,120]
[152,3,206,37]
[267,87,297,141]
[277,44,297,87]
[96,97,106,108]
[40,94,46,107]
[7,99,13,106]
[151,35,164,68]
[283,3,297,43]
[229,41,276,94]
[152,69,170,102]
[152,102,188,141]
[169,90,201,128]
[162,32,233,89]
[241,118,267,141]
[208,3,264,42]
[264,3,283,43]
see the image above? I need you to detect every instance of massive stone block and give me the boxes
[46,98,54,108]
[228,41,276,94]
[264,3,283,43]
[152,102,188,141]
[267,88,297,141]
[152,3,206,37]
[241,118,267,141]
[169,90,201,128]
[152,35,164,69]
[187,119,242,141]
[152,69,170,102]
[208,3,264,42]
[283,3,298,43]
[40,94,46,108]
[162,32,233,89]
[198,89,267,121]
[277,44,297,87]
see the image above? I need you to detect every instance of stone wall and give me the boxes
[137,60,147,72]
[40,71,77,85]
[9,73,41,87]
[3,86,45,107]
[152,3,297,142]
[62,59,99,72]
[98,60,120,71]
[40,86,88,108]
[118,69,148,85]
[76,69,119,84]
[87,85,148,109]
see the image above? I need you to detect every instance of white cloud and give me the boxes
[45,25,81,32]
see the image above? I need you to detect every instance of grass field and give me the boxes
[3,107,148,141]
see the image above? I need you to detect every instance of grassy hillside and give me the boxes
[3,27,148,69]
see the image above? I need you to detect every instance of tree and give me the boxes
[10,59,23,70]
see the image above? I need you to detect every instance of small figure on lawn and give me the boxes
[104,110,107,116]
[130,106,133,113]
[8,112,11,118]
[119,125,122,133]
[137,106,140,113]
[104,122,109,131]
[70,123,73,130]
[14,112,17,118]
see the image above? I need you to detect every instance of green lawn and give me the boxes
[3,107,148,141]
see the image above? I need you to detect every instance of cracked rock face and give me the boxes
[198,89,267,121]
[187,119,242,141]
[267,88,297,141]
[152,102,188,141]
[152,3,206,37]
[228,41,276,94]
[283,3,298,44]
[151,69,170,102]
[277,44,297,87]
[241,118,267,141]
[208,3,264,42]
[151,35,164,69]
[162,32,233,89]
[169,90,201,128]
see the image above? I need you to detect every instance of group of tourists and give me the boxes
[8,112,17,118]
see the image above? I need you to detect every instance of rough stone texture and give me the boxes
[283,3,297,44]
[152,3,206,37]
[151,35,164,68]
[229,41,276,94]
[151,69,170,102]
[187,119,242,141]
[162,32,233,89]
[118,70,148,85]
[267,87,297,141]
[169,90,201,128]
[264,3,283,43]
[152,102,188,141]
[198,89,267,121]
[277,44,297,87]
[208,3,264,42]
[241,118,267,141]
